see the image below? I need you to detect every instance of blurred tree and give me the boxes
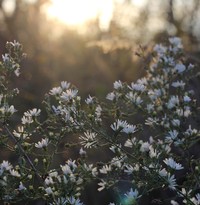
[0,0,199,116]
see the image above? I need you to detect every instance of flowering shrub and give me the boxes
[0,37,200,205]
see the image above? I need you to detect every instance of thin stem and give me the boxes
[3,123,42,181]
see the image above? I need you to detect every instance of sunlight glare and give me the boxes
[132,0,147,7]
[46,0,113,29]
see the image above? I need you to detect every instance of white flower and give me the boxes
[1,105,16,115]
[176,107,191,117]
[123,124,137,134]
[169,37,182,48]
[124,165,134,175]
[171,200,179,205]
[61,160,77,175]
[174,64,186,73]
[159,168,168,177]
[1,161,12,171]
[45,177,54,185]
[14,67,20,76]
[61,164,72,175]
[21,116,33,124]
[137,77,147,85]
[184,106,192,117]
[98,180,107,191]
[35,138,49,148]
[67,197,84,205]
[148,89,162,101]
[10,40,21,48]
[18,182,26,191]
[140,142,150,152]
[149,146,159,158]
[129,82,146,92]
[49,87,62,95]
[145,117,159,126]
[114,80,123,89]
[106,92,115,101]
[163,144,171,153]
[49,197,68,205]
[172,80,185,88]
[126,92,143,105]
[61,81,70,89]
[184,125,198,136]
[164,157,183,170]
[109,144,121,153]
[10,169,21,177]
[60,89,78,101]
[2,53,10,62]
[188,63,194,70]
[172,119,180,127]
[183,95,191,102]
[146,104,154,112]
[99,165,112,174]
[180,188,192,201]
[167,95,179,109]
[165,130,179,142]
[24,108,41,117]
[111,119,128,131]
[13,126,28,139]
[95,105,102,119]
[83,164,97,177]
[51,105,62,115]
[194,193,200,204]
[167,174,177,190]
[67,159,77,169]
[163,56,175,66]
[85,95,94,104]
[124,188,139,201]
[45,187,53,195]
[110,156,125,168]
[154,44,167,56]
[79,148,86,155]
[79,131,97,148]
[124,137,136,148]
[49,170,58,178]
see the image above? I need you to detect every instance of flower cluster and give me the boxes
[0,38,199,205]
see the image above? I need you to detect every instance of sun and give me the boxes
[46,0,113,28]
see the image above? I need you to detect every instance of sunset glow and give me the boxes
[46,0,113,29]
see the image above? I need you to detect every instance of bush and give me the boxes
[0,38,199,205]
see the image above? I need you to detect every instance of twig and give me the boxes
[3,123,42,180]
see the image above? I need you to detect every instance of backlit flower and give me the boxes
[1,161,12,171]
[174,64,186,73]
[35,138,49,149]
[98,180,107,191]
[111,120,128,131]
[114,80,123,89]
[45,187,53,195]
[124,188,140,201]
[167,174,177,190]
[10,169,21,177]
[164,157,183,170]
[18,182,26,191]
[60,89,78,101]
[106,92,115,101]
[24,108,41,117]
